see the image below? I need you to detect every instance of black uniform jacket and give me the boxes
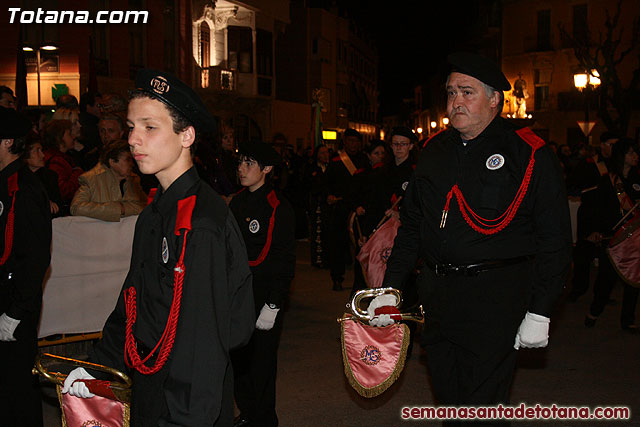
[229,183,295,311]
[325,151,369,211]
[92,167,255,425]
[384,118,572,345]
[0,160,51,336]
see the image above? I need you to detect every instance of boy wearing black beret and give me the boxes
[64,70,255,426]
[229,141,295,427]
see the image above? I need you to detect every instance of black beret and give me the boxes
[600,131,620,143]
[0,107,32,139]
[238,141,281,166]
[344,128,362,140]
[448,52,511,91]
[134,69,215,132]
[390,126,418,143]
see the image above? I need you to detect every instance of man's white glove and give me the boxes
[62,367,96,398]
[514,312,550,350]
[256,304,280,331]
[0,312,20,341]
[367,294,399,327]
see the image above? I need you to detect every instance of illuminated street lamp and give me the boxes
[442,117,449,126]
[574,69,600,144]
[416,127,423,134]
[23,44,58,106]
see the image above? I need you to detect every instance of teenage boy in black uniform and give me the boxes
[230,141,295,427]
[0,107,52,427]
[63,70,255,426]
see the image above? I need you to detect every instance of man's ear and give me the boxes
[2,139,14,150]
[489,91,501,108]
[181,126,195,149]
[263,165,273,174]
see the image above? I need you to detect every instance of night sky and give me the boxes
[340,0,485,116]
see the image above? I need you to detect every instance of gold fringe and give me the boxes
[341,317,410,398]
[54,383,131,426]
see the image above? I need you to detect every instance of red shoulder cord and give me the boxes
[124,195,196,375]
[249,190,280,267]
[440,128,545,235]
[0,173,19,266]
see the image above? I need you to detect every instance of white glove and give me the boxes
[0,312,20,341]
[367,294,399,327]
[514,312,550,350]
[256,304,280,331]
[62,367,96,398]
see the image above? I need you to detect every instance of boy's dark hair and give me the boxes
[19,131,42,159]
[129,90,197,155]
[101,139,131,167]
[239,154,269,172]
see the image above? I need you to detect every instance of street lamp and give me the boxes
[23,44,58,106]
[573,69,600,144]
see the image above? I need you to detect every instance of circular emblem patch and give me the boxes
[82,420,104,427]
[401,181,409,191]
[633,183,640,192]
[162,237,169,264]
[486,154,505,170]
[249,219,260,233]
[360,345,382,365]
[380,247,393,264]
[0,200,4,216]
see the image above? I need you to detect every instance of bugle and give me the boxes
[337,287,424,324]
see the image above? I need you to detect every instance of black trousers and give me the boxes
[327,204,350,283]
[589,254,640,327]
[568,240,597,299]
[232,313,284,427]
[0,322,42,427]
[426,339,516,426]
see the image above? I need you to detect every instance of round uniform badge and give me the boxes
[402,181,409,191]
[633,183,640,192]
[0,200,3,216]
[486,154,505,170]
[249,219,260,234]
[162,237,169,264]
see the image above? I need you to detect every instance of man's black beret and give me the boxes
[134,69,215,132]
[390,126,418,143]
[238,141,281,166]
[344,128,362,140]
[0,107,32,139]
[448,52,511,91]
[600,131,620,143]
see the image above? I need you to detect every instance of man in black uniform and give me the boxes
[0,107,52,427]
[325,128,369,290]
[230,141,295,427]
[368,53,572,415]
[63,70,255,426]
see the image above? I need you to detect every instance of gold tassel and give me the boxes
[341,318,410,398]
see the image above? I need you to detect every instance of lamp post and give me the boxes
[573,69,600,145]
[22,44,58,107]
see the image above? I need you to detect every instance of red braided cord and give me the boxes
[124,231,188,375]
[0,173,18,266]
[445,149,537,235]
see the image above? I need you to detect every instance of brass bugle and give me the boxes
[336,287,424,324]
[33,352,132,402]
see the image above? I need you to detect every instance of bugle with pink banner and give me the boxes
[338,288,423,397]
[356,217,400,288]
[34,353,131,427]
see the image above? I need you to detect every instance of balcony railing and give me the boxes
[200,66,237,91]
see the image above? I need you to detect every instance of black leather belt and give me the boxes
[426,255,533,277]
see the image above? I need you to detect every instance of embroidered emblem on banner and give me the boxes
[82,420,105,427]
[162,237,169,263]
[633,184,640,192]
[249,219,260,234]
[402,181,409,191]
[360,345,382,365]
[0,200,4,216]
[486,154,505,170]
[150,76,170,94]
[380,247,392,263]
